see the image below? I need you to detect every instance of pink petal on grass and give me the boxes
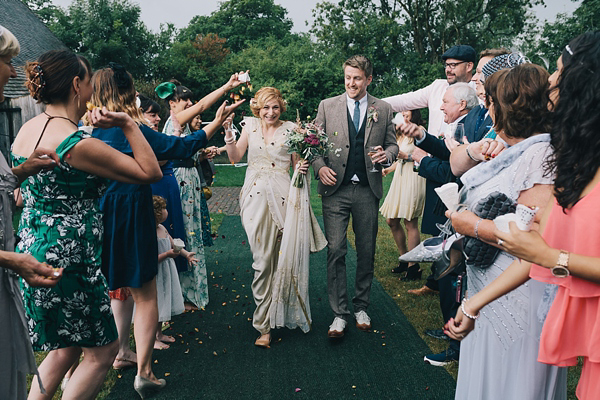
[295,388,301,393]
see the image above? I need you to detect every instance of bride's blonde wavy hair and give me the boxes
[84,67,146,126]
[249,87,286,117]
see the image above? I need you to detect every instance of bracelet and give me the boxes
[466,144,480,163]
[474,218,483,240]
[224,136,235,144]
[461,298,480,320]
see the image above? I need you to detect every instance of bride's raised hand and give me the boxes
[222,113,234,131]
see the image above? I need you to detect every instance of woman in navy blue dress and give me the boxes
[89,64,244,397]
[140,95,190,274]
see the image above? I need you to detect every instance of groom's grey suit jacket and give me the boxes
[312,93,399,198]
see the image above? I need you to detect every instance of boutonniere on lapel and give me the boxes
[367,106,378,127]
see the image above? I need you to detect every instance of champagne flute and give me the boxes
[453,123,465,144]
[368,146,379,172]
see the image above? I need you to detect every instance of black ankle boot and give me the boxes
[401,264,422,281]
[392,261,409,274]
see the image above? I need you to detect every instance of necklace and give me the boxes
[43,112,79,127]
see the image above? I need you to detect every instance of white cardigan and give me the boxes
[383,79,449,137]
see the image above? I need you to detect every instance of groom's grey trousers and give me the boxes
[322,183,379,320]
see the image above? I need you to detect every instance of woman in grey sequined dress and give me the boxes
[446,65,567,399]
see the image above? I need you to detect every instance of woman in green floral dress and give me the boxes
[11,50,161,399]
[157,75,244,309]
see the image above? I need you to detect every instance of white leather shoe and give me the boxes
[327,317,347,338]
[355,310,372,331]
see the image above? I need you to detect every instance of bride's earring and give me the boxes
[73,93,80,110]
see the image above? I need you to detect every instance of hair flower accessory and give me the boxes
[367,106,378,127]
[155,82,177,99]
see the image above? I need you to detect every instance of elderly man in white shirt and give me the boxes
[384,45,476,138]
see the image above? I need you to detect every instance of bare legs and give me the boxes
[28,341,118,400]
[404,218,421,253]
[386,217,421,265]
[111,296,137,367]
[129,278,161,383]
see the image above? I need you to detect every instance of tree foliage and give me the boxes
[177,0,294,52]
[20,0,594,130]
[531,0,600,69]
[311,0,543,65]
[42,0,171,79]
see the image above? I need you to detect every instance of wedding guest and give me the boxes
[442,63,567,399]
[139,94,161,131]
[380,110,426,275]
[190,113,216,248]
[90,65,242,397]
[448,53,532,177]
[158,75,245,310]
[222,86,319,347]
[153,196,194,350]
[472,48,509,103]
[399,83,478,366]
[0,25,66,400]
[384,46,476,306]
[447,31,600,400]
[313,55,398,338]
[11,49,162,400]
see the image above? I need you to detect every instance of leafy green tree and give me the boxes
[178,0,294,52]
[48,0,167,79]
[20,0,64,25]
[311,0,544,65]
[530,0,600,69]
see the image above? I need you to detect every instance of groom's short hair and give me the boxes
[343,55,373,78]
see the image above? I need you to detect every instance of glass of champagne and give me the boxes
[368,146,379,172]
[453,123,465,144]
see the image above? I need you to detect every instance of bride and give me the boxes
[223,87,326,347]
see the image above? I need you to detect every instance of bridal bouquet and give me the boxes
[285,113,332,188]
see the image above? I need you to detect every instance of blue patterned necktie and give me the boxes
[353,101,360,133]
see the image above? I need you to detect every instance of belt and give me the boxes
[172,158,197,168]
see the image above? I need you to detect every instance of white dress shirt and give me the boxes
[383,79,449,137]
[346,93,368,129]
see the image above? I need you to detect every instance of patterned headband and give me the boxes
[482,52,530,79]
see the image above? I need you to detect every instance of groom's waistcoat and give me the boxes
[342,109,368,185]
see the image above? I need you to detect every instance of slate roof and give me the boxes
[0,0,66,98]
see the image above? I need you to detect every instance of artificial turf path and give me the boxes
[107,216,455,399]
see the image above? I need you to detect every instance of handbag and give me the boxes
[202,186,212,200]
[463,192,516,269]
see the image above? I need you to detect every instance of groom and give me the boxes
[313,55,398,338]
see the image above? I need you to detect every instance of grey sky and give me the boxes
[49,0,580,33]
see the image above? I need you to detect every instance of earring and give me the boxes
[74,93,81,110]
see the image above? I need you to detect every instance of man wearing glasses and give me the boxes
[384,45,476,139]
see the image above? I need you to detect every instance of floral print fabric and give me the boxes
[164,118,209,308]
[12,131,117,350]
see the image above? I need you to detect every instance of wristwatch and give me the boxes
[551,250,570,277]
